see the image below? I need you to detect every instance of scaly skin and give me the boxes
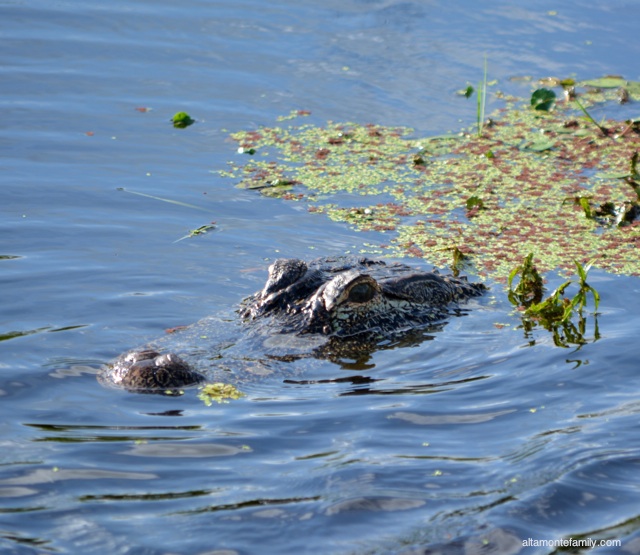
[101,256,486,392]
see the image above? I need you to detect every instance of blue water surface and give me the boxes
[2,1,640,553]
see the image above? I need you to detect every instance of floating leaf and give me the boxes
[172,111,195,128]
[460,85,474,98]
[625,82,640,96]
[530,88,557,111]
[466,196,485,210]
[539,77,562,87]
[525,137,556,152]
[581,77,627,89]
[595,172,631,179]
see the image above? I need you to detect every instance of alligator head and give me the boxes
[241,256,486,338]
[103,256,486,393]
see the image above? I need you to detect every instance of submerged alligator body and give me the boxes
[100,256,486,392]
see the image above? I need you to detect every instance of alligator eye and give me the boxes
[347,282,376,303]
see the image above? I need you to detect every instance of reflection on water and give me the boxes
[0,468,157,486]
[388,408,516,425]
[3,0,640,553]
[122,442,251,458]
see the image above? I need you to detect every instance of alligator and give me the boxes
[99,256,486,392]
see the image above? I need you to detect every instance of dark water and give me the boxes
[2,1,640,553]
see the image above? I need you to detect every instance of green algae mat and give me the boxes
[220,77,640,281]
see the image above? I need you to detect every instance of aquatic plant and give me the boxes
[174,223,217,243]
[507,253,544,306]
[573,97,609,136]
[172,111,195,128]
[220,75,640,279]
[477,57,488,136]
[507,254,600,347]
[509,255,599,321]
[530,88,556,112]
[198,382,244,405]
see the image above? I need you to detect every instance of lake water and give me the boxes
[2,1,640,553]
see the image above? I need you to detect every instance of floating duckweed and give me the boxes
[198,383,244,406]
[276,109,312,122]
[220,77,640,279]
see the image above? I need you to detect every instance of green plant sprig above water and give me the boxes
[220,75,640,279]
[477,57,488,137]
[508,253,600,347]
